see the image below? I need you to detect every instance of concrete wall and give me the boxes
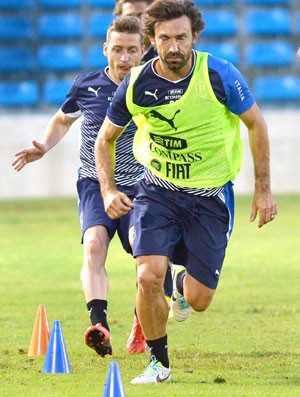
[1,110,299,200]
[1,113,80,199]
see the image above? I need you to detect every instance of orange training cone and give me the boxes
[28,304,50,356]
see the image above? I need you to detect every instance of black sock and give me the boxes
[87,299,109,331]
[146,335,169,368]
[176,270,185,295]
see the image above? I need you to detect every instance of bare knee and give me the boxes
[136,257,167,295]
[137,268,163,294]
[85,236,102,257]
[83,227,109,268]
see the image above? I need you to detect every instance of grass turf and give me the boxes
[0,195,299,396]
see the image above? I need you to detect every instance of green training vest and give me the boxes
[126,51,243,188]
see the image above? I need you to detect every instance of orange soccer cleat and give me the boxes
[84,323,112,357]
[127,315,147,354]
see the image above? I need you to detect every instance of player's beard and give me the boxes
[162,50,191,71]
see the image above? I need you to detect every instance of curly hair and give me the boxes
[144,0,205,37]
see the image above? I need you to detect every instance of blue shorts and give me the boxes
[77,178,134,253]
[132,179,234,289]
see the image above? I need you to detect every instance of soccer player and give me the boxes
[114,0,157,63]
[12,16,146,358]
[94,0,278,383]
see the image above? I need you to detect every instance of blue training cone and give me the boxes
[42,320,71,374]
[103,362,126,397]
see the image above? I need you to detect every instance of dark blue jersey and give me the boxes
[141,44,157,64]
[107,51,255,127]
[61,68,144,187]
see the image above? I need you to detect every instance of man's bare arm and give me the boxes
[239,102,277,228]
[12,110,77,171]
[95,117,133,219]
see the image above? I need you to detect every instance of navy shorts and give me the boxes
[132,179,234,289]
[77,178,134,253]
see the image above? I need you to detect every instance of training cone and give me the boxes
[103,362,126,397]
[42,320,71,374]
[28,304,50,356]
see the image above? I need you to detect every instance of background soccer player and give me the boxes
[12,16,145,357]
[115,0,157,63]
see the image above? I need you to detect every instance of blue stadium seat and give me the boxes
[39,0,81,8]
[195,42,239,65]
[38,44,83,71]
[0,81,39,106]
[87,0,115,7]
[38,14,82,39]
[0,16,34,41]
[297,12,300,33]
[0,47,35,72]
[244,9,291,36]
[43,79,73,106]
[245,41,294,67]
[89,14,114,39]
[0,0,35,9]
[201,10,237,37]
[244,0,288,4]
[253,76,300,102]
[194,0,235,5]
[87,45,107,69]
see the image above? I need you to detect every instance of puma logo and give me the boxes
[88,86,101,97]
[150,109,181,131]
[144,89,158,100]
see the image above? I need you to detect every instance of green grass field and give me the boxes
[0,195,299,397]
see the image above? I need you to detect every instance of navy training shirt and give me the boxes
[61,67,144,188]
